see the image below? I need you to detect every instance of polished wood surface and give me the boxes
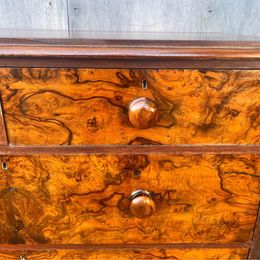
[0,154,259,244]
[0,145,259,155]
[0,38,260,57]
[0,37,259,68]
[0,68,259,145]
[129,190,156,218]
[0,49,260,69]
[0,248,249,259]
[248,204,260,259]
[0,242,251,250]
[128,97,159,129]
[1,35,260,45]
[0,99,7,145]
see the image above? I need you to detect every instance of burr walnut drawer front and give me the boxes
[0,249,249,260]
[0,68,259,145]
[0,154,259,245]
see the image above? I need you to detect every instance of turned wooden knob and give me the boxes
[128,97,159,129]
[129,190,156,218]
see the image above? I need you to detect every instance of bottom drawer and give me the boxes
[0,154,259,245]
[0,248,250,260]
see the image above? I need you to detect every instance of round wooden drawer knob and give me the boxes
[128,97,159,129]
[129,190,156,218]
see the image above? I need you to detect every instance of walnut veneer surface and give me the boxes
[0,154,258,245]
[0,249,249,260]
[0,68,259,145]
[0,38,259,259]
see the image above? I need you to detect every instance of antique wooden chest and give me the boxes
[0,33,259,259]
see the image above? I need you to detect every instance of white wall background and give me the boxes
[0,0,259,37]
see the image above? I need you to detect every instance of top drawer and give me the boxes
[0,68,259,145]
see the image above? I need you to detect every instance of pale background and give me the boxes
[0,0,259,37]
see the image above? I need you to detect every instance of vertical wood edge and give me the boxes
[0,97,8,145]
[248,203,260,259]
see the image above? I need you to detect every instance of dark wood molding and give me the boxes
[248,203,260,259]
[0,99,7,145]
[0,39,259,68]
[0,242,252,251]
[1,36,260,46]
[1,57,260,69]
[0,145,259,155]
[0,45,260,60]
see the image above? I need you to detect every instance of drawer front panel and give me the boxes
[0,249,249,260]
[0,68,259,145]
[0,154,259,244]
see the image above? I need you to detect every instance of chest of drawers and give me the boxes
[0,35,259,259]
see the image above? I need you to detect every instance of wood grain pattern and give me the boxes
[248,204,260,259]
[0,99,7,145]
[1,44,260,60]
[0,40,259,69]
[0,248,249,260]
[0,68,259,145]
[0,154,259,245]
[128,97,160,129]
[0,145,260,156]
[0,243,251,250]
[1,57,260,70]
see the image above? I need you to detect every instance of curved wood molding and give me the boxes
[0,45,260,60]
[0,39,259,68]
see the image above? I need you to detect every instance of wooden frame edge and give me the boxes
[0,242,252,251]
[248,203,260,259]
[0,145,259,155]
[0,98,7,145]
[1,57,260,69]
[0,45,260,60]
[0,43,260,68]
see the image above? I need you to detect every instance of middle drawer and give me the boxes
[0,153,259,244]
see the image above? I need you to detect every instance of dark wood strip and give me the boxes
[0,145,259,155]
[248,203,260,259]
[1,57,260,69]
[0,99,7,145]
[0,242,252,251]
[1,36,260,47]
[0,43,260,68]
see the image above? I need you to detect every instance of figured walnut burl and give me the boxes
[0,249,249,259]
[0,154,259,245]
[0,68,259,145]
